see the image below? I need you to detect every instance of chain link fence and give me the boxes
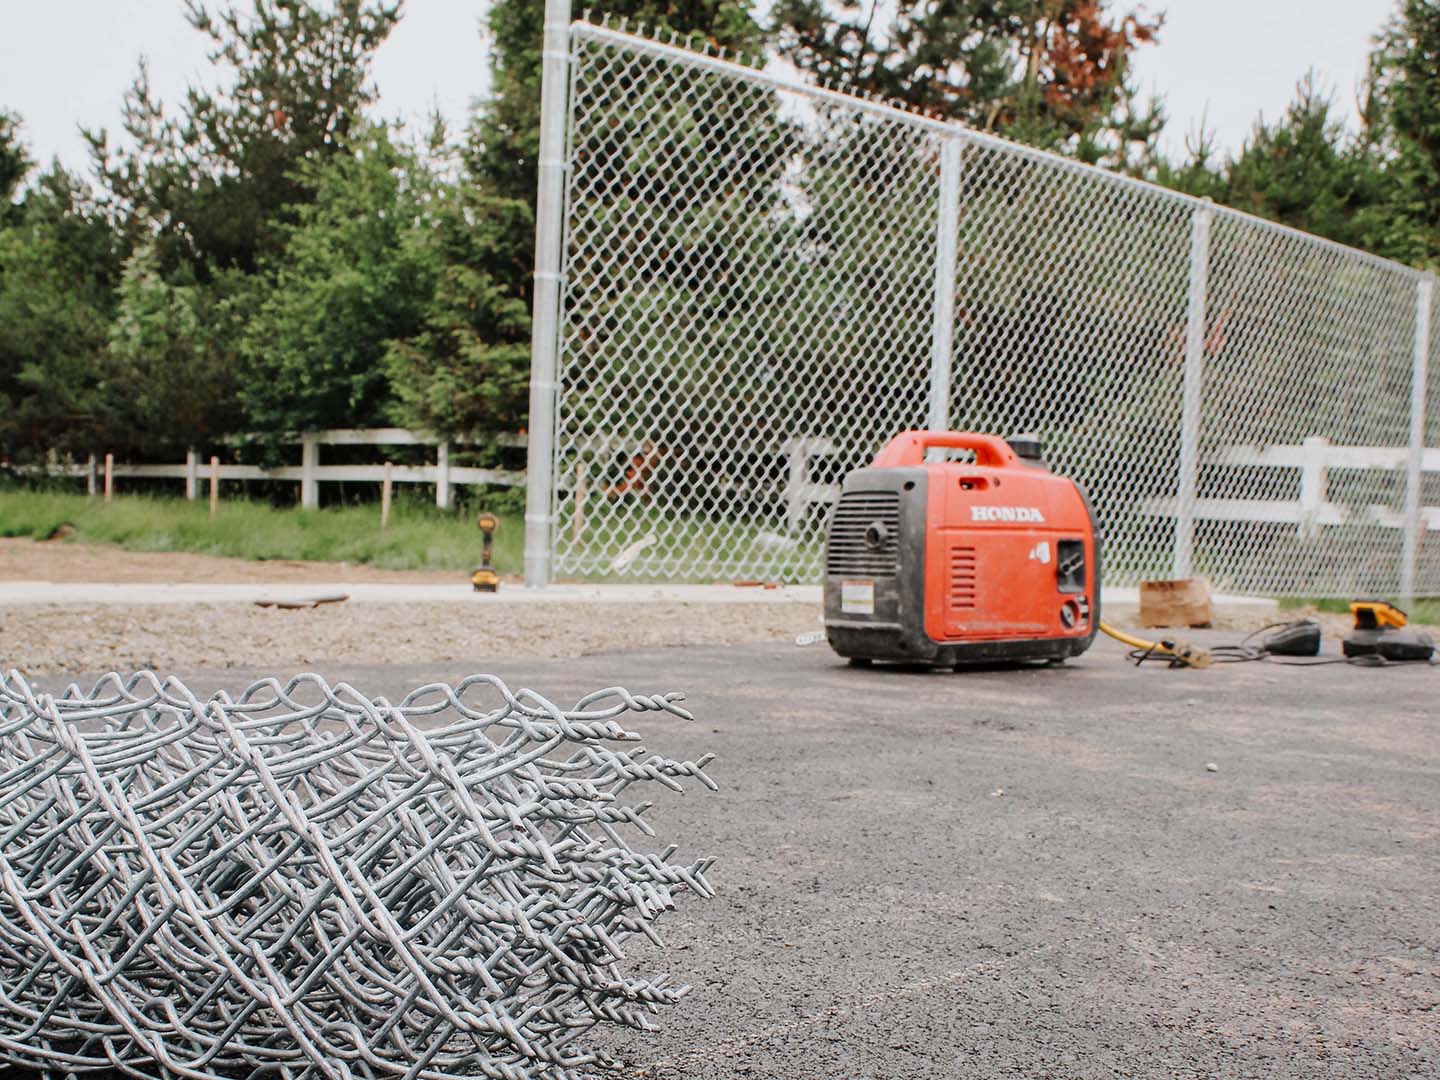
[533,19,1439,597]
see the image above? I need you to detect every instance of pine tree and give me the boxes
[1370,0,1440,266]
[469,0,767,210]
[384,159,533,441]
[105,242,243,453]
[770,0,1164,168]
[0,167,123,458]
[1219,74,1387,251]
[87,0,402,278]
[0,111,30,217]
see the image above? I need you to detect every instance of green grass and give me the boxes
[1280,596,1440,625]
[0,488,522,574]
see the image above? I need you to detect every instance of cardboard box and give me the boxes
[1140,578,1214,628]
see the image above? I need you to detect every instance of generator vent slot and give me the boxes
[949,545,977,609]
[1056,539,1086,594]
[826,491,901,577]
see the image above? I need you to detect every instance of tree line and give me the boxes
[1,0,1437,464]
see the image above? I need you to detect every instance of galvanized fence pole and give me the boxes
[1172,200,1212,580]
[925,137,962,433]
[523,0,573,588]
[1401,274,1433,603]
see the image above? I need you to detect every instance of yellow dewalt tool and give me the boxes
[1349,600,1408,630]
[471,513,501,593]
[1344,600,1433,661]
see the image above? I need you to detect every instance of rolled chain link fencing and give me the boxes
[0,669,714,1080]
[536,19,1440,597]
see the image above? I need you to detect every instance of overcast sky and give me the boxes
[0,0,1402,177]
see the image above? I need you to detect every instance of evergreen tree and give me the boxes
[1370,0,1440,266]
[770,0,1165,169]
[0,111,30,219]
[0,167,123,458]
[384,180,533,440]
[88,0,402,278]
[104,242,244,453]
[1218,74,1389,251]
[469,0,767,210]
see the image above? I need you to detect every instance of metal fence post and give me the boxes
[1401,274,1433,603]
[1173,200,1212,580]
[523,0,573,588]
[925,137,962,433]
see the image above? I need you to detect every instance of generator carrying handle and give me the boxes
[871,431,1019,469]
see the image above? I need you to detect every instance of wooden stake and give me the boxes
[209,456,219,517]
[86,454,97,497]
[572,459,588,543]
[381,461,393,529]
[103,454,113,502]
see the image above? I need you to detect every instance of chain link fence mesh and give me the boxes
[546,21,1439,597]
[0,669,713,1080]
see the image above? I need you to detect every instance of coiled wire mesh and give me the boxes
[0,669,715,1080]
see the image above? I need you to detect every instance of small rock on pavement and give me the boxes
[1205,762,1219,772]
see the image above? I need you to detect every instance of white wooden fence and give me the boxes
[45,430,527,510]
[1142,437,1440,538]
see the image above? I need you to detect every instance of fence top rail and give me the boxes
[571,19,1430,284]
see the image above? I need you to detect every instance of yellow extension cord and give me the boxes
[1098,620,1213,668]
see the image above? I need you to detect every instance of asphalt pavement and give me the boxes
[31,632,1440,1079]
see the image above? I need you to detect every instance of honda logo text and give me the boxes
[970,506,1046,523]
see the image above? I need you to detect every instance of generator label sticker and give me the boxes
[841,580,875,615]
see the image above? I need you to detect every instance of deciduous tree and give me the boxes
[239,124,433,433]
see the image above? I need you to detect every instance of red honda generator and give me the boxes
[823,430,1100,667]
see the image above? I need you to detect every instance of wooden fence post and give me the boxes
[572,459,588,543]
[381,461,393,529]
[300,434,319,510]
[1298,436,1329,541]
[185,449,198,500]
[103,454,113,502]
[209,456,219,517]
[435,441,451,510]
[86,454,97,497]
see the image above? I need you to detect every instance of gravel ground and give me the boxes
[0,537,461,584]
[0,601,821,675]
[46,637,1432,1080]
[3,537,1434,676]
[4,596,1433,679]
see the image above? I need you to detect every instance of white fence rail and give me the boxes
[1143,438,1440,534]
[32,430,526,509]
